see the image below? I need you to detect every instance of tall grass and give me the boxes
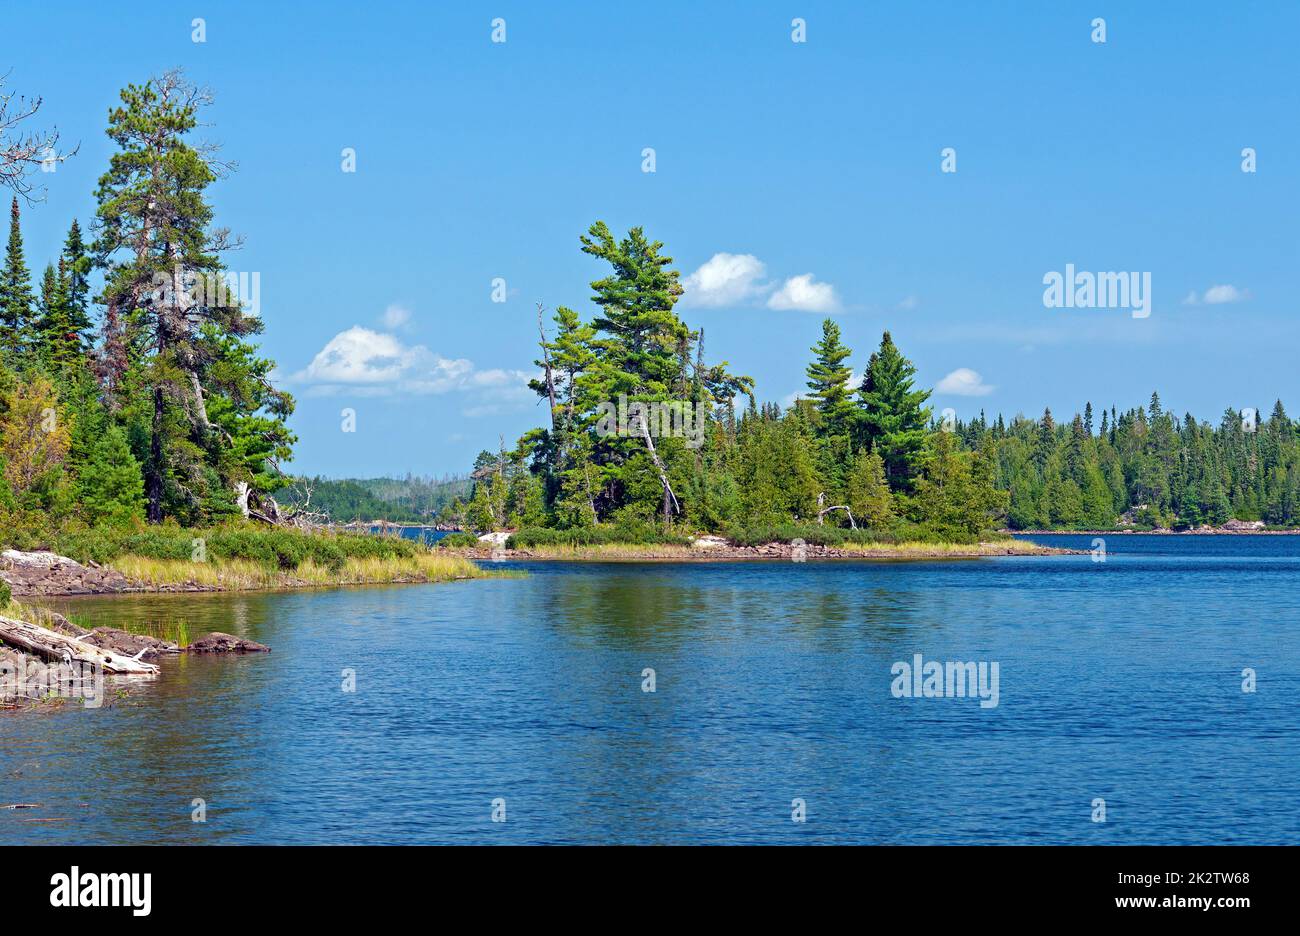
[48,522,427,570]
[108,551,487,590]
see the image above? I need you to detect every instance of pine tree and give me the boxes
[93,70,290,522]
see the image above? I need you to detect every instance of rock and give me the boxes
[0,550,131,597]
[83,628,177,659]
[1222,519,1266,532]
[690,535,729,550]
[185,633,270,654]
[477,531,511,547]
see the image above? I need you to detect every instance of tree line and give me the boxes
[453,222,1299,537]
[0,69,293,538]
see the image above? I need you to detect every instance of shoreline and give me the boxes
[1,550,499,600]
[451,539,1078,562]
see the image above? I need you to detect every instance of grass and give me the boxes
[107,551,491,591]
[0,596,191,645]
[46,522,429,570]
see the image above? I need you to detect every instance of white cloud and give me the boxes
[1183,284,1249,305]
[896,295,919,311]
[381,303,412,329]
[680,253,768,307]
[294,327,424,385]
[292,326,532,407]
[767,273,840,312]
[935,367,994,396]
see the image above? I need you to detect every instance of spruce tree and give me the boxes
[76,423,145,524]
[61,219,92,340]
[0,197,35,354]
[805,318,854,435]
[858,331,932,491]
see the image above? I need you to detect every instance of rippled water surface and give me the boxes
[2,534,1297,844]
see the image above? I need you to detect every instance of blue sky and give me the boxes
[7,1,1298,476]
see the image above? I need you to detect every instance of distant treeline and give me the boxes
[284,475,472,524]
[966,396,1300,530]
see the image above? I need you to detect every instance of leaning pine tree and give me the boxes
[92,69,294,523]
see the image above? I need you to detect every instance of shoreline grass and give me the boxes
[106,551,495,591]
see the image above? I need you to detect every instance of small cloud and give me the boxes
[381,303,412,329]
[1183,284,1250,305]
[767,273,840,313]
[935,367,994,397]
[293,326,424,386]
[680,253,769,307]
[291,325,532,408]
[896,295,919,311]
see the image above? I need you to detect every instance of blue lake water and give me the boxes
[2,534,1297,844]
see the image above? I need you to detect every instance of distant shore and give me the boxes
[1007,527,1300,536]
[450,539,1076,561]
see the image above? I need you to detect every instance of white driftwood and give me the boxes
[0,616,159,675]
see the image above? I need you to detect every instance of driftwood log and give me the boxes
[0,616,159,676]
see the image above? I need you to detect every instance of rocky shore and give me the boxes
[1,549,132,597]
[1,607,269,708]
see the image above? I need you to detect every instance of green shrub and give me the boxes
[721,521,987,547]
[437,532,480,548]
[505,525,691,549]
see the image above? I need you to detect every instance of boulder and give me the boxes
[185,633,271,654]
[690,535,729,550]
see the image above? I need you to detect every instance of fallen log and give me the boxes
[0,616,159,676]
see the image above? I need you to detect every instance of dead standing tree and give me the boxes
[0,72,76,197]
